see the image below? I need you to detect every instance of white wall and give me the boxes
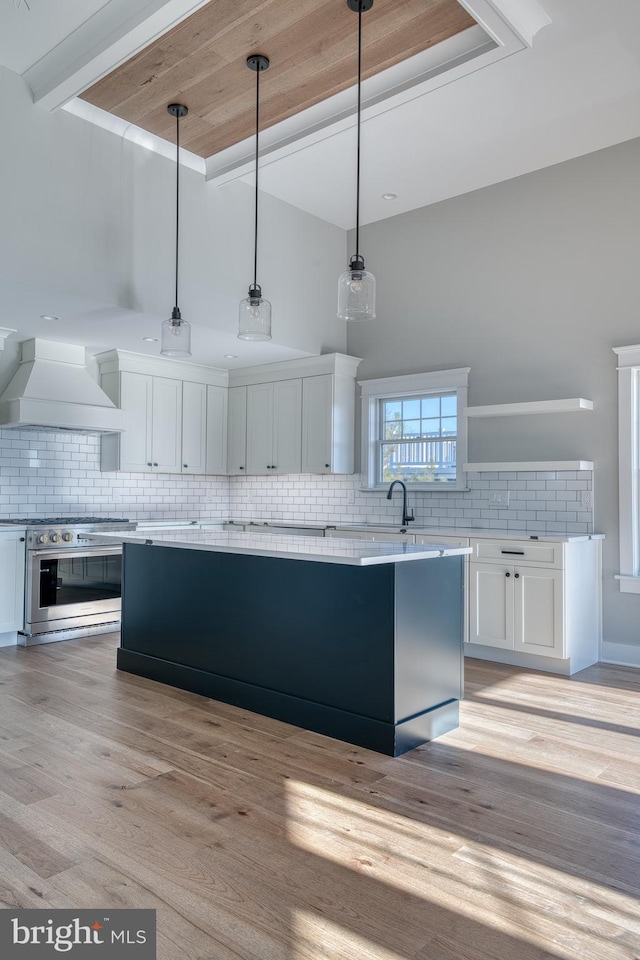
[0,65,346,357]
[347,136,640,657]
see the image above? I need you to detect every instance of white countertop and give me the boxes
[89,529,472,566]
[225,519,603,543]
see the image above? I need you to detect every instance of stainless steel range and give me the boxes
[6,518,136,646]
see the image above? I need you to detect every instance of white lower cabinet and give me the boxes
[466,537,601,674]
[0,531,26,636]
[469,561,563,656]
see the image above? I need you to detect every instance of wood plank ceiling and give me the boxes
[80,0,475,158]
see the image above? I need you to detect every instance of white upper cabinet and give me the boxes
[272,379,302,475]
[206,385,228,476]
[98,351,228,475]
[302,373,356,474]
[227,386,247,475]
[119,371,152,472]
[152,376,182,473]
[98,351,360,478]
[230,354,360,477]
[246,379,302,475]
[181,381,207,475]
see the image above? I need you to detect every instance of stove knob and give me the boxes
[37,533,49,544]
[50,532,60,543]
[62,532,74,542]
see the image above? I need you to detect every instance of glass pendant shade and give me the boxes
[238,286,272,341]
[337,257,376,321]
[161,309,192,357]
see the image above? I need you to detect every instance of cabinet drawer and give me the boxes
[415,534,470,549]
[471,539,564,568]
[325,529,414,543]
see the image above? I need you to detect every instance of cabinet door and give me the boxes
[151,376,182,473]
[227,386,247,475]
[181,381,207,475]
[302,374,333,473]
[119,372,153,472]
[469,561,514,649]
[206,385,227,475]
[246,382,274,474]
[272,379,302,474]
[514,566,564,657]
[0,533,25,633]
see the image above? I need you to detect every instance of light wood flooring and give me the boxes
[0,635,639,960]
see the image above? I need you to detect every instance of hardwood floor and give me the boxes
[0,635,639,960]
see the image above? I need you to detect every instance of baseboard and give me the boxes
[0,631,17,648]
[600,640,640,669]
[464,643,576,675]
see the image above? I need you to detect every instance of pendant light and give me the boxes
[238,54,272,341]
[337,0,376,322]
[161,103,192,357]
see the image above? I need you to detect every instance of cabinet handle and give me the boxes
[239,466,245,470]
[20,537,25,542]
[514,572,520,579]
[147,462,152,467]
[501,550,525,555]
[183,464,188,468]
[505,572,511,577]
[325,463,331,468]
[153,462,158,467]
[272,465,277,470]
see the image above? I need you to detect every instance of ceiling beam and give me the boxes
[24,0,213,111]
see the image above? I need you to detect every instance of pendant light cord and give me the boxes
[253,64,260,291]
[355,3,362,262]
[174,110,180,312]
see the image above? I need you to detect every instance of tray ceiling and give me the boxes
[79,0,475,158]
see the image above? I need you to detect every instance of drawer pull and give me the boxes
[501,549,525,555]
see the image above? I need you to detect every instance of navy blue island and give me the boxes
[98,529,470,757]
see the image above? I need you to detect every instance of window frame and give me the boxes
[359,368,470,491]
[614,345,640,592]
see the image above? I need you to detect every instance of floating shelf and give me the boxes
[464,398,593,418]
[464,461,594,472]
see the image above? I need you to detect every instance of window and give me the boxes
[360,368,469,490]
[614,344,640,592]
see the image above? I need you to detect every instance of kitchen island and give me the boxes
[95,529,471,756]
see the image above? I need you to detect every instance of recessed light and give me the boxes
[40,314,59,321]
[224,354,239,359]
[381,193,397,201]
[142,337,159,342]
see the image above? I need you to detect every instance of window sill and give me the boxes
[615,575,640,594]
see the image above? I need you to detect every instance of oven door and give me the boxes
[26,546,123,632]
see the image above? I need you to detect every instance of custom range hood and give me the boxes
[0,339,126,432]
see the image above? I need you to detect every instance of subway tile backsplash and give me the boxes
[0,429,593,535]
[229,471,594,535]
[0,430,229,521]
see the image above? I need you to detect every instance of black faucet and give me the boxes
[386,480,415,525]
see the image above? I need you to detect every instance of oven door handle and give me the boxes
[31,547,123,559]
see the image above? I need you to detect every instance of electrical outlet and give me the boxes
[489,490,510,507]
[580,490,592,510]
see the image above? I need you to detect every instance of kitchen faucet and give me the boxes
[386,480,415,526]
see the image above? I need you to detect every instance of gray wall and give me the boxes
[348,136,640,655]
